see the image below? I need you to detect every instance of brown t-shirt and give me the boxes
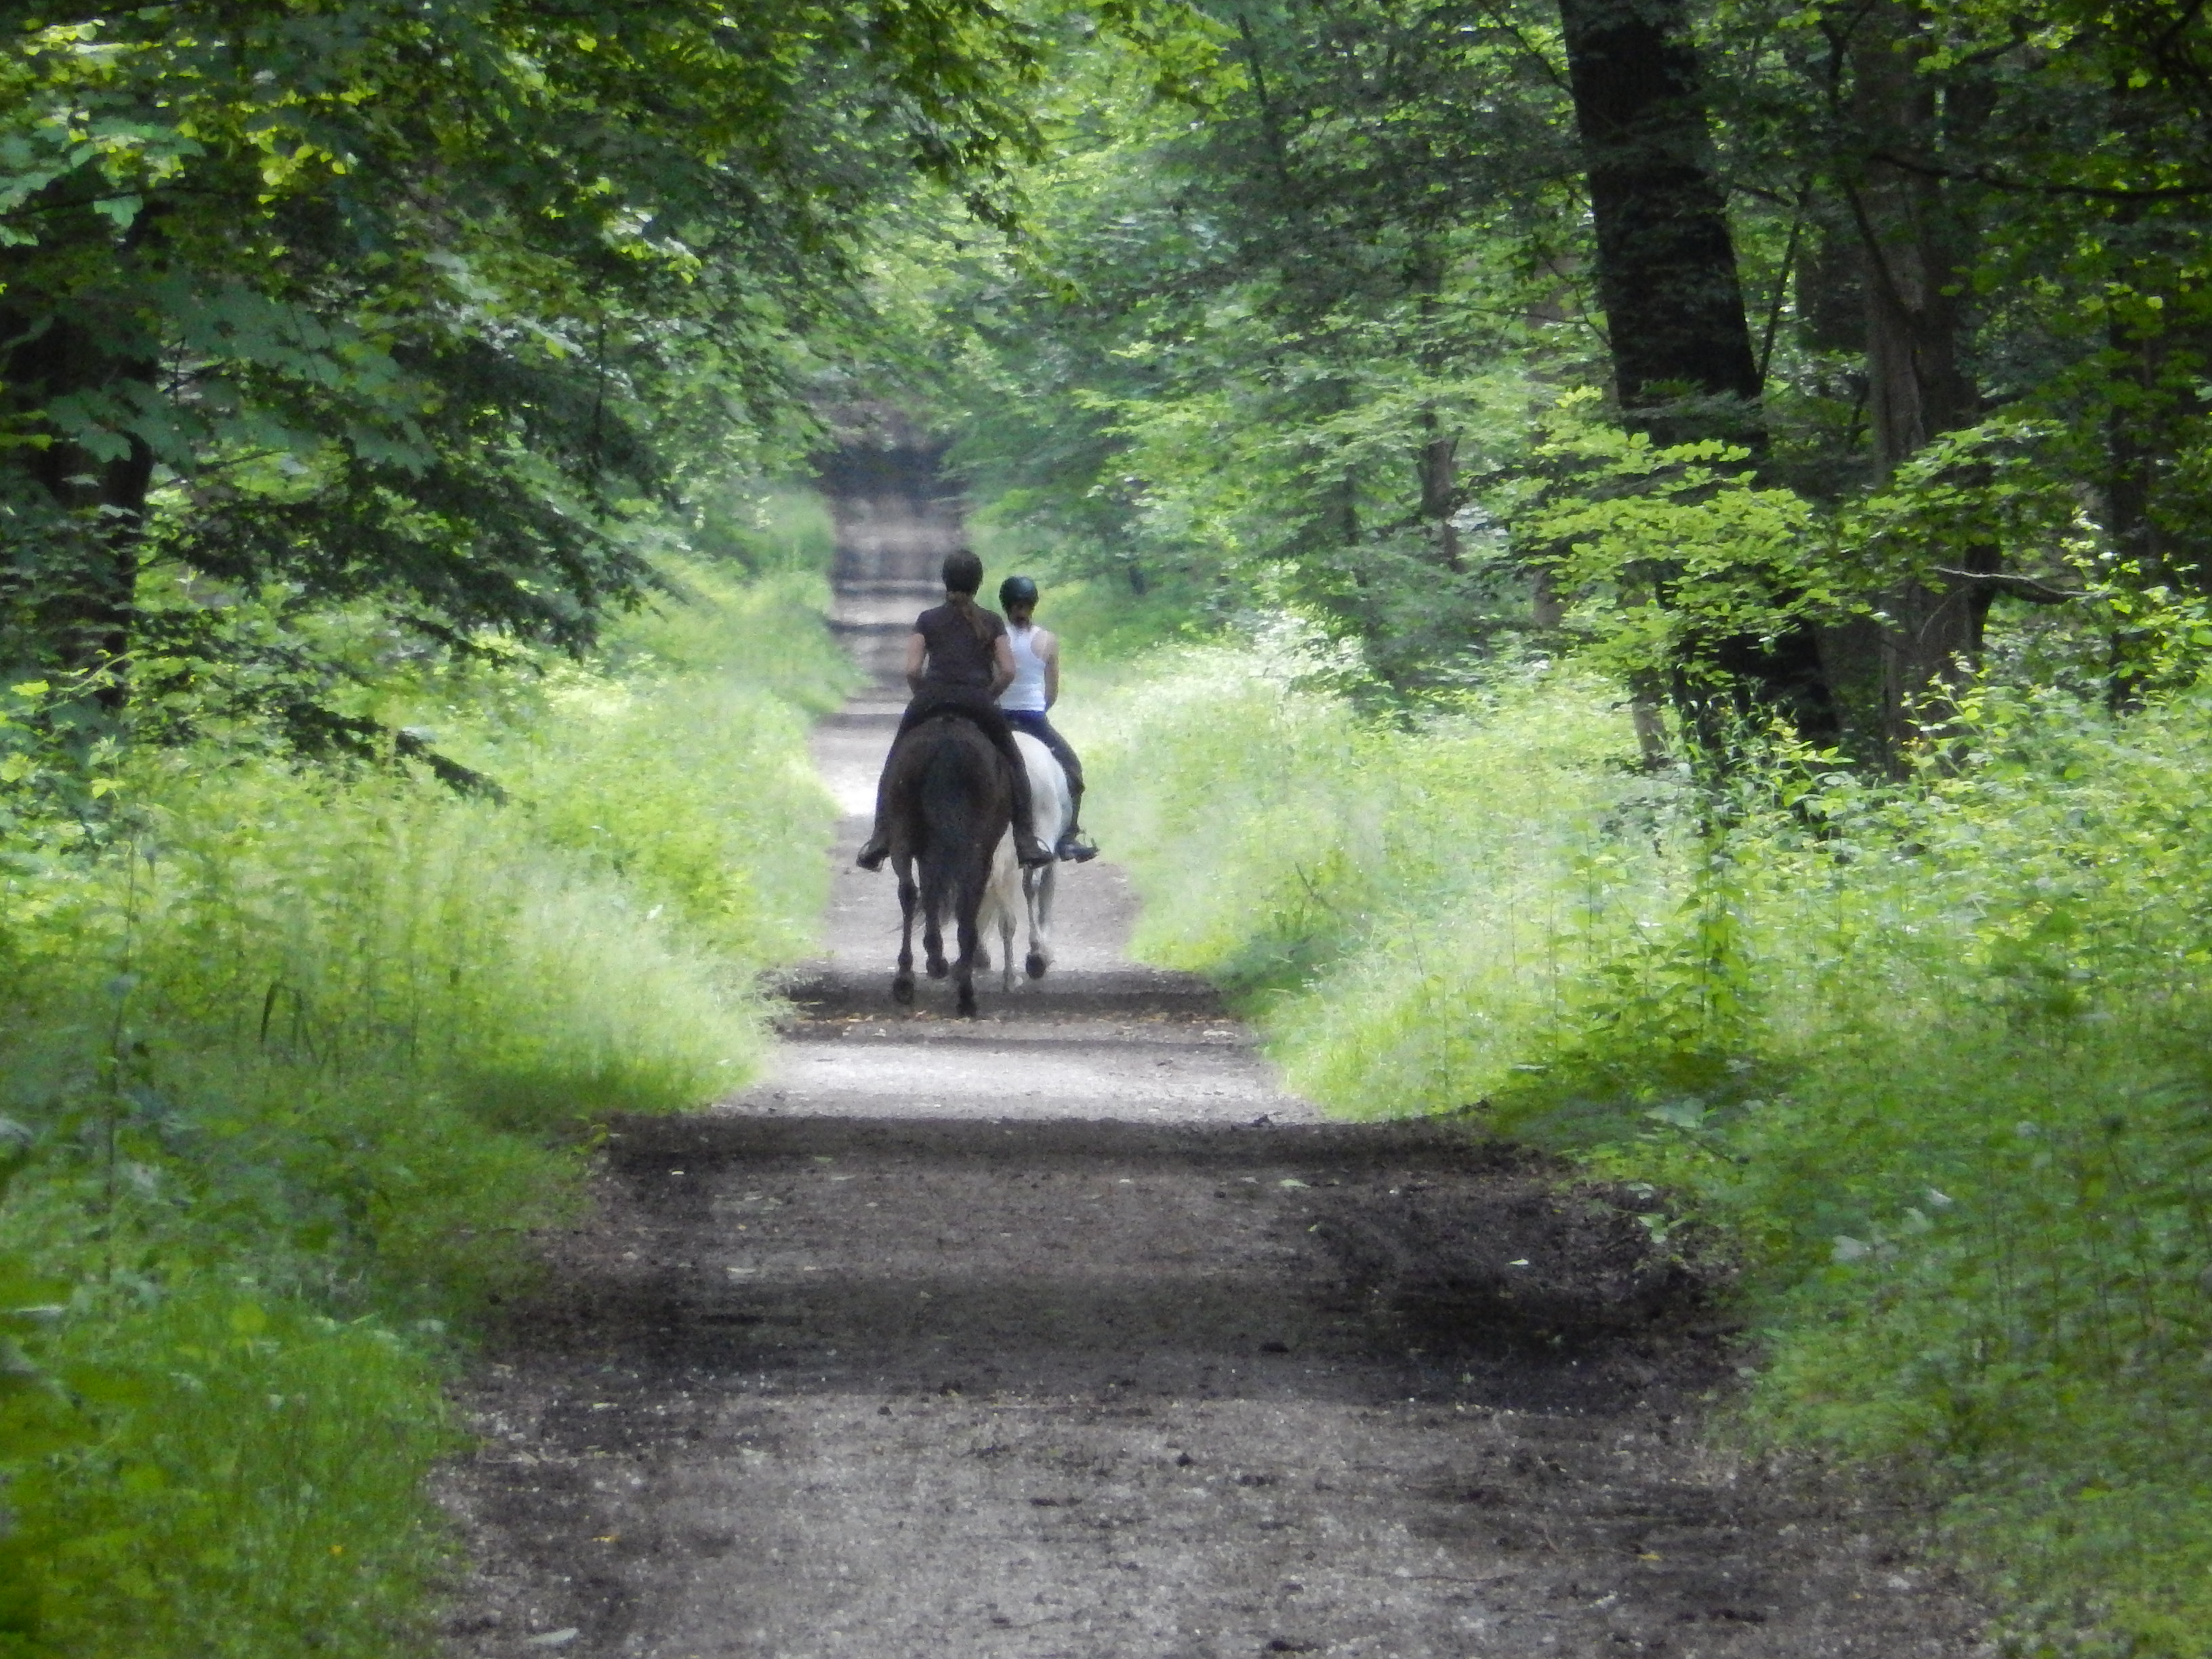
[915,600,1006,691]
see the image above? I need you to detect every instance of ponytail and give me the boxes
[946,588,995,643]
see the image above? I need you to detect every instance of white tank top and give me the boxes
[1001,624,1048,712]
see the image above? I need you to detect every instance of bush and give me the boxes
[3,1285,455,1659]
[1077,628,1700,1111]
[1086,630,2212,1656]
[0,546,844,1655]
[496,567,854,966]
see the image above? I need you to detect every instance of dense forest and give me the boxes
[899,1,2212,1648]
[7,0,2212,1652]
[914,0,2212,731]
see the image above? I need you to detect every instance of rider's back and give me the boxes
[914,602,1004,692]
[1002,623,1049,712]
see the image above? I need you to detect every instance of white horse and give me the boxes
[977,732,1068,990]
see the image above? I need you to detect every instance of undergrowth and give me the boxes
[0,497,848,1656]
[1082,624,2212,1658]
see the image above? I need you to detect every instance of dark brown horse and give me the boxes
[883,714,1012,1017]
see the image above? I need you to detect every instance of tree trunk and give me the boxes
[2101,80,2181,708]
[1407,241,1464,573]
[1840,0,1994,760]
[1531,569,1565,630]
[1555,0,1838,749]
[1417,419,1463,571]
[1554,0,1761,443]
[4,313,155,709]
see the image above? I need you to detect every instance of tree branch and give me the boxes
[1934,566,2083,602]
[1867,148,2212,201]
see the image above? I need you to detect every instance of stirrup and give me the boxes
[1016,834,1054,869]
[1056,832,1099,863]
[855,834,890,872]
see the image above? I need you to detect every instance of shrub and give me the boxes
[0,547,842,1656]
[3,1285,455,1659]
[1087,630,2212,1656]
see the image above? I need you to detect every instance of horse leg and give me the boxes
[998,866,1018,991]
[1023,747,1065,981]
[923,896,948,980]
[1024,863,1054,979]
[954,913,979,1017]
[1039,861,1057,962]
[893,863,918,1005]
[1020,867,1043,979]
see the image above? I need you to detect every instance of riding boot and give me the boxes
[1056,779,1099,863]
[854,767,894,871]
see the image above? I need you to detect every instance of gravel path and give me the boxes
[439,433,1986,1659]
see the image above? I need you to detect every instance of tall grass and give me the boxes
[488,565,852,968]
[0,540,848,1655]
[1,1287,456,1659]
[1084,628,2212,1656]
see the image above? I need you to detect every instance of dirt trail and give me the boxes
[440,434,1985,1659]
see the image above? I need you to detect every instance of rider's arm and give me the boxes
[903,631,926,695]
[1039,629,1061,708]
[989,633,1017,699]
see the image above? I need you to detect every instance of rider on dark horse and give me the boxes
[855,549,1054,873]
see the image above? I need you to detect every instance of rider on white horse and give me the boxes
[997,575,1098,863]
[855,549,1054,874]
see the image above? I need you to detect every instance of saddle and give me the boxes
[900,697,1010,759]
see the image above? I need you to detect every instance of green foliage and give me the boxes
[1090,631,2212,1655]
[875,7,1580,694]
[0,553,838,1656]
[1517,393,1841,694]
[3,1288,455,1659]
[597,556,853,703]
[472,563,856,969]
[675,486,844,584]
[1080,631,1707,1110]
[870,0,2212,759]
[0,0,1041,740]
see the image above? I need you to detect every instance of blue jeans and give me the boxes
[1002,709,1084,798]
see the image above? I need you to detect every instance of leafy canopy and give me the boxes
[0,0,1042,729]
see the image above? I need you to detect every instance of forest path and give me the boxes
[438,438,1984,1659]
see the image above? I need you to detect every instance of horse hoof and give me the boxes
[1025,951,1048,979]
[892,975,914,1005]
[926,957,949,981]
[957,991,978,1018]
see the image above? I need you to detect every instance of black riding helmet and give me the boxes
[999,574,1039,611]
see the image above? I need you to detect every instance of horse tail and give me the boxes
[916,732,987,930]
